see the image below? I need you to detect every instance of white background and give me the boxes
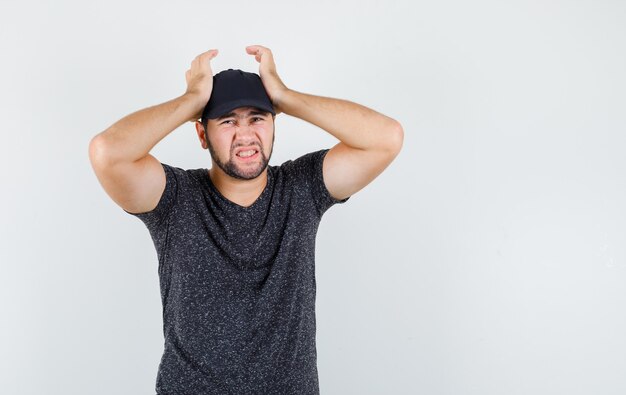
[1,0,625,394]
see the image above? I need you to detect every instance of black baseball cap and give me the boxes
[201,69,276,123]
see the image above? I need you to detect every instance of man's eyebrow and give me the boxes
[216,109,270,121]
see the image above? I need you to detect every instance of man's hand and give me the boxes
[185,49,219,121]
[245,45,289,115]
[266,54,404,201]
[89,47,223,171]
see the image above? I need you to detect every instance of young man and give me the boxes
[88,45,403,394]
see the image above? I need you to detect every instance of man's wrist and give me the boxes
[180,91,208,122]
[275,88,298,116]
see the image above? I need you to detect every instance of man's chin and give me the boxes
[225,163,267,180]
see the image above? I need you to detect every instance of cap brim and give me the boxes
[204,99,275,120]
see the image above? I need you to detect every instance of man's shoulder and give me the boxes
[270,149,329,192]
[153,163,209,200]
[271,148,348,215]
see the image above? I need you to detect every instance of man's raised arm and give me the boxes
[88,49,218,214]
[246,45,404,202]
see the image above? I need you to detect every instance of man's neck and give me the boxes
[208,167,268,207]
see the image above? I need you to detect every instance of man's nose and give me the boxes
[234,123,260,144]
[235,122,256,136]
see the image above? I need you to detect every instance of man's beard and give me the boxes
[207,128,275,180]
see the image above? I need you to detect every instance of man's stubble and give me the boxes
[206,123,275,180]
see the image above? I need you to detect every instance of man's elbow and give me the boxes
[383,121,404,157]
[89,132,118,166]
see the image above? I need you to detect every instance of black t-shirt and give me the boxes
[125,148,349,395]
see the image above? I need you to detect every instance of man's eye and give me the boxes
[252,117,264,122]
[222,120,234,125]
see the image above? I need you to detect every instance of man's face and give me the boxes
[200,106,275,180]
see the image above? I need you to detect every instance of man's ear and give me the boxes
[195,120,208,149]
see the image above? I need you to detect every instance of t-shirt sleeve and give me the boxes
[294,148,350,217]
[123,162,178,229]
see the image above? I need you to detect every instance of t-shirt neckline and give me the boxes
[204,166,273,210]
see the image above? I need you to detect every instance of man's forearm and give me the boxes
[90,93,203,165]
[278,89,403,151]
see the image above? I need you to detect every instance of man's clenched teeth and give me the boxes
[237,149,257,158]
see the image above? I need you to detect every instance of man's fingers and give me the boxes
[203,49,219,60]
[186,49,218,77]
[246,45,271,61]
[193,49,219,67]
[246,45,264,54]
